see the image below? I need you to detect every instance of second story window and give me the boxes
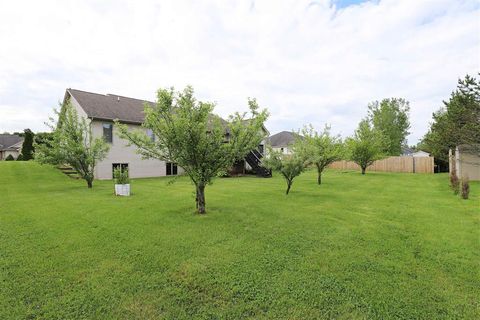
[103,123,113,143]
[146,129,155,142]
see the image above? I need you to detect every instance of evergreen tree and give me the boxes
[20,129,35,160]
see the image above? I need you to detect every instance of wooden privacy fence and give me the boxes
[328,156,434,173]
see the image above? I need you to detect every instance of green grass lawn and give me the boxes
[0,162,479,319]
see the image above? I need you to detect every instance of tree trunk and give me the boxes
[286,180,292,195]
[316,164,322,185]
[361,166,366,175]
[196,184,206,214]
[87,179,93,188]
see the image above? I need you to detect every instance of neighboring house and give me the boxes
[450,145,480,181]
[268,131,301,154]
[0,134,23,160]
[64,88,270,179]
[401,147,430,158]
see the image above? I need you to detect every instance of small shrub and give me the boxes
[5,154,14,161]
[450,170,460,195]
[114,168,130,184]
[16,154,24,161]
[461,177,470,200]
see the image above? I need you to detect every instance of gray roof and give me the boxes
[0,134,23,151]
[268,131,300,147]
[401,147,415,155]
[67,89,155,124]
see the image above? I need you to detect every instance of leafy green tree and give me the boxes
[20,129,35,160]
[116,86,268,214]
[295,124,344,185]
[263,149,307,194]
[346,119,385,174]
[34,132,54,149]
[421,74,480,161]
[35,102,110,188]
[367,98,410,155]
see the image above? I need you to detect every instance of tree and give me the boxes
[116,86,268,214]
[346,119,385,174]
[421,74,480,161]
[34,132,54,149]
[263,149,307,195]
[35,102,110,188]
[367,98,410,155]
[295,124,344,185]
[20,129,35,160]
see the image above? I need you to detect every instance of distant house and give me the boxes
[268,131,301,155]
[450,145,480,181]
[0,134,23,160]
[401,147,430,158]
[63,88,271,179]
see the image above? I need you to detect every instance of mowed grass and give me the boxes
[0,162,479,319]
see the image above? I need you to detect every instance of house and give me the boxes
[450,145,480,181]
[0,134,23,160]
[401,147,430,158]
[268,131,301,154]
[64,88,270,179]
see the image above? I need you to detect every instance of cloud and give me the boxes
[0,0,478,143]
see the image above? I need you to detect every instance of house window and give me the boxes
[103,123,113,143]
[166,162,178,176]
[112,163,128,178]
[146,129,155,142]
[280,147,284,153]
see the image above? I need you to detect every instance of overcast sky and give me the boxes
[0,0,479,144]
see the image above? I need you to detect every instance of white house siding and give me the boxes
[69,94,90,122]
[271,146,292,155]
[1,150,20,160]
[90,120,184,179]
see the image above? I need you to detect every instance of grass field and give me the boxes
[0,162,479,319]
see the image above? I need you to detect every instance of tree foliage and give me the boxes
[421,74,480,161]
[295,124,344,184]
[263,149,307,195]
[35,102,110,188]
[20,128,35,160]
[346,119,385,174]
[116,86,269,214]
[5,154,14,161]
[367,98,410,156]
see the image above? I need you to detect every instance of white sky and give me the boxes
[0,0,479,144]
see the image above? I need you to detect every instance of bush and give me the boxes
[461,177,470,200]
[114,168,129,184]
[5,154,14,161]
[16,154,24,161]
[450,170,460,195]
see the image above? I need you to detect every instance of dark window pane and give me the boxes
[112,163,128,178]
[166,162,172,175]
[172,163,178,175]
[103,123,113,143]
